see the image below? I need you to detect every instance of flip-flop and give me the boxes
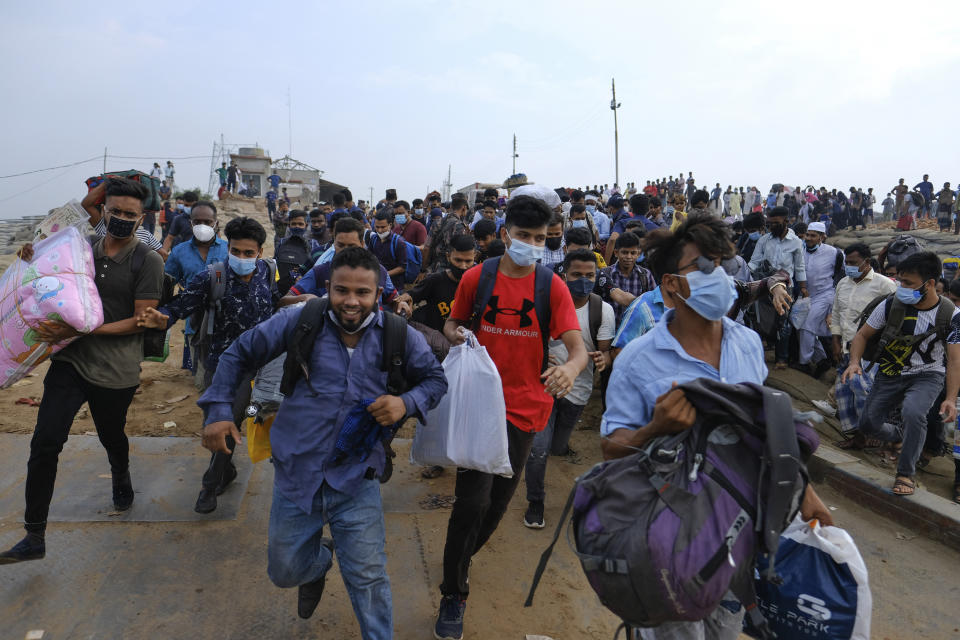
[892,476,917,496]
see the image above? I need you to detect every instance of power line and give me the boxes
[107,154,210,160]
[0,156,102,179]
[0,164,82,203]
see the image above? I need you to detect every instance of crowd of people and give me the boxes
[2,169,959,640]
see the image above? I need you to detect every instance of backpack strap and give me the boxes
[934,296,956,343]
[876,297,907,355]
[470,257,502,333]
[264,258,278,294]
[524,481,578,608]
[730,571,776,640]
[588,293,602,347]
[758,386,802,582]
[533,264,554,373]
[380,310,408,396]
[203,262,228,337]
[279,296,328,396]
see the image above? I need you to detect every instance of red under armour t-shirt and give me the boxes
[450,264,580,432]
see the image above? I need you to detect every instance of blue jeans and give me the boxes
[268,479,392,640]
[525,398,585,504]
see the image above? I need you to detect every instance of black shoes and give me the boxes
[112,471,134,512]
[298,538,335,619]
[524,501,545,529]
[194,465,238,514]
[0,533,46,565]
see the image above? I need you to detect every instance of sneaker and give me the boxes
[194,488,217,514]
[112,471,134,511]
[434,595,466,640]
[524,501,545,529]
[812,400,836,417]
[0,533,45,565]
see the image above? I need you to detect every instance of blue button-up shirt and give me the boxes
[164,237,229,334]
[198,307,448,513]
[592,210,611,240]
[600,309,767,436]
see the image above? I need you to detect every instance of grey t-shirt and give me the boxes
[53,237,164,388]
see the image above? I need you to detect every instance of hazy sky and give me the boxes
[2,0,958,218]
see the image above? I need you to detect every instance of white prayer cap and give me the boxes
[510,184,562,209]
[808,221,826,234]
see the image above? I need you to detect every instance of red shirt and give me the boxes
[393,219,427,247]
[450,264,580,432]
[643,185,658,197]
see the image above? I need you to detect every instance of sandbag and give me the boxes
[410,330,511,476]
[0,227,103,388]
[744,516,871,640]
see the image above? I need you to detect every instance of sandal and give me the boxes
[882,442,902,463]
[837,433,886,450]
[892,476,917,496]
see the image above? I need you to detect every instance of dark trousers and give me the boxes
[199,369,253,491]
[774,312,792,363]
[525,398,585,505]
[441,421,535,598]
[24,361,138,532]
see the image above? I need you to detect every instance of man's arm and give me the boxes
[940,343,960,422]
[542,329,588,399]
[747,235,765,274]
[841,323,879,382]
[81,181,107,226]
[604,231,620,263]
[601,384,695,460]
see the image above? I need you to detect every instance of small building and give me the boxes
[272,156,323,205]
[228,147,272,196]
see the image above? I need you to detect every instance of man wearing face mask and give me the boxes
[584,192,610,247]
[796,222,843,378]
[391,200,427,251]
[136,217,281,513]
[367,210,409,289]
[1,178,164,564]
[600,212,835,639]
[541,215,566,270]
[523,249,614,529]
[275,210,323,296]
[435,194,587,640]
[81,177,166,258]
[162,191,201,254]
[163,201,229,371]
[423,193,470,276]
[748,206,807,369]
[842,251,960,497]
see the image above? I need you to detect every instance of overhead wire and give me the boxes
[0,156,102,179]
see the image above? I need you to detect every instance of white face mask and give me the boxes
[377,230,391,241]
[193,224,215,243]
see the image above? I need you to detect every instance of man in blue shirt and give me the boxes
[629,193,661,232]
[197,247,447,633]
[139,217,279,514]
[266,189,278,222]
[915,174,934,218]
[603,195,633,263]
[601,211,834,639]
[368,209,409,289]
[268,172,282,193]
[163,201,229,372]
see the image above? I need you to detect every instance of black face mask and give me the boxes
[545,237,563,251]
[107,216,137,239]
[449,265,468,280]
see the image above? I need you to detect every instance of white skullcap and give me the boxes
[808,221,826,234]
[511,184,562,209]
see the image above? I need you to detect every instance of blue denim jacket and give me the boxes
[198,306,448,513]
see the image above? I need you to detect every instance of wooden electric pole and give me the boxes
[610,78,621,189]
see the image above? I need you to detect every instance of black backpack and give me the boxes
[883,234,924,269]
[470,257,554,372]
[854,294,956,368]
[275,237,311,295]
[278,297,409,482]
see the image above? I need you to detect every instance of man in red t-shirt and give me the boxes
[391,200,427,250]
[433,195,587,640]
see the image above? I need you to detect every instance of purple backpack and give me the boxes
[525,379,820,639]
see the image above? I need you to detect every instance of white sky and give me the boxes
[1,0,958,218]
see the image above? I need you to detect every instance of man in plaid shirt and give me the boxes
[597,231,656,324]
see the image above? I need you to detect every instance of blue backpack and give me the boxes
[370,233,421,283]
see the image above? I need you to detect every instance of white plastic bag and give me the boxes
[789,296,811,330]
[411,330,512,476]
[746,516,871,640]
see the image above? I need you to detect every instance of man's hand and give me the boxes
[34,320,79,343]
[799,285,809,299]
[394,299,412,318]
[17,243,34,262]
[589,350,608,372]
[840,362,862,384]
[649,382,696,436]
[368,395,406,426]
[799,484,834,526]
[444,323,468,346]
[202,421,240,454]
[136,307,169,330]
[939,398,958,424]
[770,284,793,316]
[541,362,578,398]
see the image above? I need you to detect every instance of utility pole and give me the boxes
[287,86,293,157]
[512,134,518,175]
[369,187,373,206]
[103,147,107,174]
[610,78,621,189]
[442,165,452,201]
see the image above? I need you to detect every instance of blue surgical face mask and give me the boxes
[748,231,760,241]
[395,214,407,225]
[571,219,587,229]
[228,254,258,276]
[675,268,737,321]
[505,232,544,267]
[183,206,192,216]
[585,204,597,214]
[895,284,924,305]
[566,276,594,298]
[844,265,862,279]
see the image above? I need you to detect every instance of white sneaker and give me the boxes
[812,400,836,416]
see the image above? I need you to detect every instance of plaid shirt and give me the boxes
[541,244,566,269]
[599,263,656,323]
[834,355,876,433]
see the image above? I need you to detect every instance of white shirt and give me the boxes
[549,297,615,406]
[866,298,960,375]
[829,269,897,352]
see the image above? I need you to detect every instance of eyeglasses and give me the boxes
[104,207,142,220]
[676,255,720,274]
